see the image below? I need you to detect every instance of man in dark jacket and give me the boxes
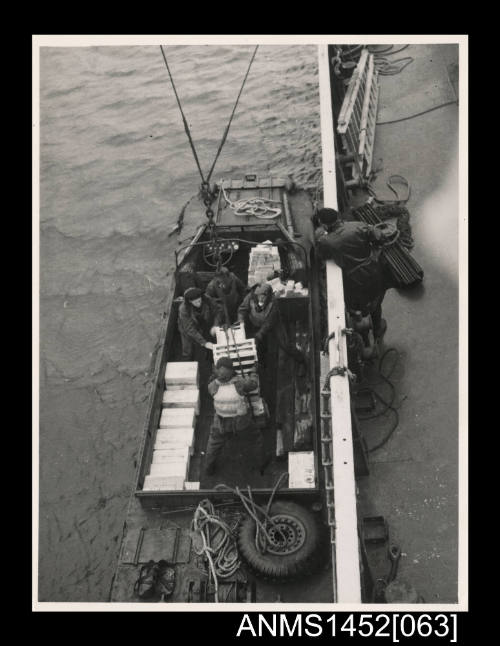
[204,357,264,476]
[178,287,223,360]
[237,283,305,365]
[205,266,246,324]
[314,207,392,339]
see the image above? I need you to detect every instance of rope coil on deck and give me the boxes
[222,186,282,219]
[192,499,241,602]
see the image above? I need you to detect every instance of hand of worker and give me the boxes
[205,342,214,351]
[209,326,218,338]
[314,225,327,238]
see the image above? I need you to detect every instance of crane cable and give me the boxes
[160,45,259,187]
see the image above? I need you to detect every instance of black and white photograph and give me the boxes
[33,34,467,612]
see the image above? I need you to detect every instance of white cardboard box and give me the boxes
[148,462,189,481]
[149,460,189,478]
[143,475,185,491]
[159,407,196,428]
[162,388,200,414]
[288,451,315,488]
[165,361,199,387]
[155,426,195,447]
[152,447,190,463]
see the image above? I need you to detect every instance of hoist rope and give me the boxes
[222,186,282,219]
[160,45,206,184]
[206,46,259,184]
[160,45,259,186]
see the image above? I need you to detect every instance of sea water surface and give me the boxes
[39,44,322,601]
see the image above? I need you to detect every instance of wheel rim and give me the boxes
[264,514,307,555]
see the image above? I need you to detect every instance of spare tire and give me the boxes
[237,500,325,580]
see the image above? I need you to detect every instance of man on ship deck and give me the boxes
[237,283,305,367]
[313,207,394,340]
[204,357,267,476]
[178,287,223,360]
[206,266,247,324]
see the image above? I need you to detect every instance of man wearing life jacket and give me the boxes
[178,287,223,360]
[314,207,393,340]
[204,357,263,476]
[237,283,305,366]
[206,266,247,324]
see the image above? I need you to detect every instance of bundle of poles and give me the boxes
[353,202,424,287]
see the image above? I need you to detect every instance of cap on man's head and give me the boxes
[215,357,234,371]
[317,208,339,226]
[184,287,202,302]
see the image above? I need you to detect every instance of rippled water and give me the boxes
[38,44,322,601]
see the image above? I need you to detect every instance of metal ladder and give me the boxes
[337,49,380,188]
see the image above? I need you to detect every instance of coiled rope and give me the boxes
[214,474,289,554]
[356,348,407,452]
[222,185,282,219]
[192,499,241,602]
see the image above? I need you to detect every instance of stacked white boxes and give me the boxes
[266,277,309,297]
[142,361,200,491]
[247,242,281,286]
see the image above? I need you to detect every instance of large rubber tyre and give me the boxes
[237,500,325,580]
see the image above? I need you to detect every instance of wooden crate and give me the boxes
[164,361,199,387]
[288,451,316,489]
[213,339,257,374]
[162,388,200,414]
[159,407,196,429]
[215,322,246,345]
[143,475,185,491]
